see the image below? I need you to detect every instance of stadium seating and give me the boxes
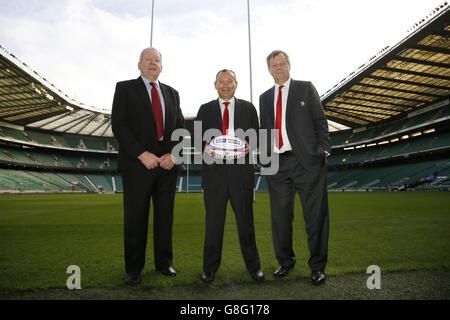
[0,102,448,193]
[86,175,114,193]
[328,159,449,191]
[0,145,115,170]
[328,130,448,166]
[113,175,123,193]
[0,125,118,152]
[330,106,450,147]
[0,170,124,194]
[0,169,73,192]
[255,175,269,192]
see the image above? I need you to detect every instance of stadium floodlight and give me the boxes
[150,0,155,46]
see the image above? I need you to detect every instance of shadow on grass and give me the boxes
[1,268,449,300]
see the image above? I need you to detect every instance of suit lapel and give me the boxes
[286,79,297,120]
[266,87,275,129]
[135,77,153,112]
[214,99,223,131]
[234,98,242,130]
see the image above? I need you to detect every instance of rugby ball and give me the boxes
[207,135,246,160]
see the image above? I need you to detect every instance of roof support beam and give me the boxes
[380,66,450,81]
[329,103,396,116]
[325,114,360,128]
[0,103,59,118]
[393,57,450,69]
[0,89,37,96]
[408,44,450,55]
[346,89,426,104]
[0,100,56,109]
[0,83,31,89]
[366,75,450,91]
[0,96,45,104]
[0,75,22,80]
[325,107,376,123]
[336,95,412,109]
[75,114,98,134]
[34,111,74,128]
[355,83,442,98]
[100,122,112,137]
[88,119,109,136]
[51,113,92,131]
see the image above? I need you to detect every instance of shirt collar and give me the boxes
[141,75,160,88]
[218,97,235,107]
[275,77,291,91]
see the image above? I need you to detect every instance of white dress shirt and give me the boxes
[219,97,235,136]
[273,78,292,153]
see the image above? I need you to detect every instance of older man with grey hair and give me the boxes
[112,47,184,286]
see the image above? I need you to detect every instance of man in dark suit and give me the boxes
[196,69,264,283]
[259,50,331,285]
[111,47,184,286]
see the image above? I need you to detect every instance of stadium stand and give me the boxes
[0,2,448,194]
[0,124,119,193]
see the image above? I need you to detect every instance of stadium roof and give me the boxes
[0,45,113,137]
[321,2,449,129]
[0,2,448,137]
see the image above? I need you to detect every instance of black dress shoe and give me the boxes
[311,271,326,285]
[126,273,142,286]
[158,266,177,277]
[250,269,265,281]
[273,265,294,278]
[201,272,215,283]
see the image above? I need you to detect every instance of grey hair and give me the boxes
[266,50,290,68]
[215,69,237,82]
[139,47,162,63]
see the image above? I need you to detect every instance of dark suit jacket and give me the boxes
[111,77,184,172]
[259,79,331,170]
[196,98,259,189]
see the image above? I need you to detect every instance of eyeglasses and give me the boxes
[270,61,288,68]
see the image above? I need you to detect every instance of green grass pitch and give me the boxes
[0,192,449,299]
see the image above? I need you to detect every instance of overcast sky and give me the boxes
[0,0,445,117]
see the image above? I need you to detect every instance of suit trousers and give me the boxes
[122,167,177,275]
[202,167,261,274]
[266,152,329,272]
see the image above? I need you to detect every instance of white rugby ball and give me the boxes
[208,135,246,160]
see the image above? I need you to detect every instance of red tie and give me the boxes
[275,85,284,148]
[222,101,230,135]
[150,82,164,140]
